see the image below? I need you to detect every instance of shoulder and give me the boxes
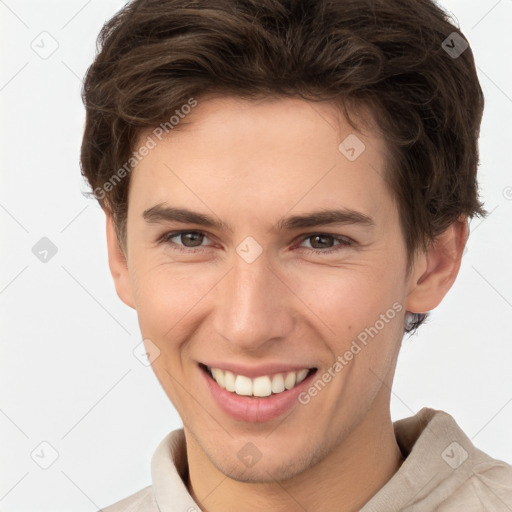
[98,485,158,512]
[405,409,512,510]
[439,459,512,511]
[364,408,512,511]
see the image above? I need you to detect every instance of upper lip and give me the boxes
[200,361,316,379]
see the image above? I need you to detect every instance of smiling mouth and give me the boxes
[199,363,317,398]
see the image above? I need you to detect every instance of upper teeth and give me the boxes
[208,367,310,397]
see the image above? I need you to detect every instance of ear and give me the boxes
[405,217,468,314]
[105,214,135,309]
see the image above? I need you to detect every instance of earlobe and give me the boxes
[105,214,136,309]
[405,217,468,314]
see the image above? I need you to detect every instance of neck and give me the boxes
[185,400,404,512]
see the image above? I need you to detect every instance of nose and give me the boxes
[212,251,295,352]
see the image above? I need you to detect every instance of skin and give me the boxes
[106,96,467,511]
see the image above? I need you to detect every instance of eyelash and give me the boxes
[157,230,354,255]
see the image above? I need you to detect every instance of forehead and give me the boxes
[128,96,394,226]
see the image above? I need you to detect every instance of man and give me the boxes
[80,0,512,510]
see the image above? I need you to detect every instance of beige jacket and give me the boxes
[100,408,512,511]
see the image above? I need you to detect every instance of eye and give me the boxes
[158,231,212,252]
[157,230,354,255]
[297,233,354,254]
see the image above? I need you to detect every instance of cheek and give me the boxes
[134,274,187,334]
[293,264,400,329]
[129,264,207,406]
[296,264,405,382]
[129,259,220,351]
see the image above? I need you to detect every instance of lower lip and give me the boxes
[200,366,316,423]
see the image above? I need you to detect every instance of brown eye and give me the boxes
[308,235,337,249]
[177,232,205,247]
[159,231,211,252]
[298,233,353,254]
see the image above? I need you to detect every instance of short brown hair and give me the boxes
[80,0,486,333]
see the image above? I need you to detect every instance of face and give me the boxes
[108,96,448,482]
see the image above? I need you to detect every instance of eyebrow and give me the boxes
[142,203,375,232]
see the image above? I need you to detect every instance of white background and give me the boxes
[0,1,511,510]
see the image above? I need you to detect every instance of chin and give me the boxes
[206,442,324,484]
